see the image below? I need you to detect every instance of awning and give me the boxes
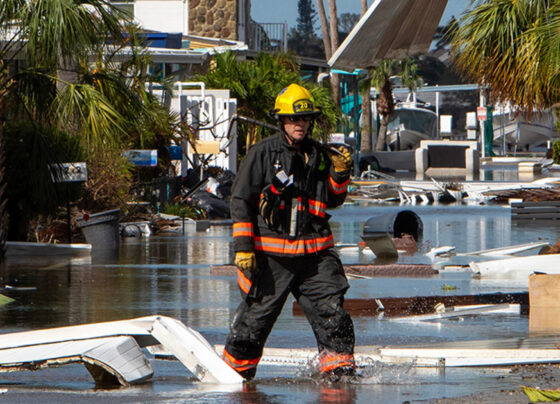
[328,0,448,71]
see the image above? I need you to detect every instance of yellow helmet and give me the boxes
[273,83,321,117]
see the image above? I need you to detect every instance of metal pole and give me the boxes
[435,87,440,136]
[353,75,360,173]
[283,21,288,52]
[66,183,72,244]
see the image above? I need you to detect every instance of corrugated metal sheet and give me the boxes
[329,0,448,71]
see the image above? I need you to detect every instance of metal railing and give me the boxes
[247,21,287,53]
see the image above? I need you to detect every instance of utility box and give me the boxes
[361,210,423,259]
[529,273,560,334]
[466,112,477,140]
[439,115,453,137]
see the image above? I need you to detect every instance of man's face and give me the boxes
[281,115,312,145]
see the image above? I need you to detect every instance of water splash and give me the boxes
[294,354,421,385]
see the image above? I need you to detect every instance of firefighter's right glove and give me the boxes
[327,146,353,172]
[235,251,256,272]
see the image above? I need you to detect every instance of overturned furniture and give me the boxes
[0,315,243,386]
[361,209,423,260]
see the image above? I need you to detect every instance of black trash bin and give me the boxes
[361,210,423,259]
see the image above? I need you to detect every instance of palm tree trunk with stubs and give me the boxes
[375,78,394,151]
[360,75,372,152]
[316,0,340,105]
[328,0,340,104]
[316,0,331,58]
[358,5,371,152]
[361,0,368,15]
[375,116,388,151]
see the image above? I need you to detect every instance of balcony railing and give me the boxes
[247,21,287,53]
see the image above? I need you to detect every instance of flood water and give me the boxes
[1,202,560,403]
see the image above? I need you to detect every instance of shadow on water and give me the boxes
[0,206,558,401]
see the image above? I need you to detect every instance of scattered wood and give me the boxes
[293,292,529,317]
[494,187,560,204]
[389,303,520,322]
[345,264,436,277]
[210,263,437,277]
[511,200,560,220]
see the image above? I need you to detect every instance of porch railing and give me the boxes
[247,21,287,53]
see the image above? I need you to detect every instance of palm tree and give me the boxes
[371,60,396,151]
[0,0,175,241]
[451,0,559,112]
[370,58,423,152]
[359,5,371,153]
[359,71,373,152]
[399,58,423,97]
[316,0,340,104]
[197,51,339,155]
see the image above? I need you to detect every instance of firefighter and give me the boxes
[223,83,355,381]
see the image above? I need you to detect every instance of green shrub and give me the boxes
[553,140,560,164]
[162,202,202,219]
[4,121,85,239]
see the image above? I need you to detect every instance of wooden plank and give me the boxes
[292,292,529,317]
[379,347,560,367]
[389,304,520,322]
[512,201,560,207]
[511,200,560,221]
[211,264,436,277]
[512,207,560,214]
[512,213,560,220]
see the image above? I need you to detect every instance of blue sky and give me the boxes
[251,0,469,28]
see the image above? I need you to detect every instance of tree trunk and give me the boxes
[316,0,331,58]
[0,96,6,260]
[327,0,340,105]
[359,5,371,153]
[375,117,388,151]
[360,87,372,152]
[328,0,339,54]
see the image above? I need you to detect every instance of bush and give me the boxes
[553,140,560,164]
[162,202,202,220]
[4,121,85,240]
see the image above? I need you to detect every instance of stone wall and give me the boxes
[189,0,244,41]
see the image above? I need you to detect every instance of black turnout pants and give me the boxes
[225,248,355,363]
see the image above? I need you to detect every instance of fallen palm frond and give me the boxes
[522,385,560,402]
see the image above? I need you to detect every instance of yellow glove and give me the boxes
[235,251,256,272]
[327,146,353,172]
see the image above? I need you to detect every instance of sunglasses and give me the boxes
[287,115,314,123]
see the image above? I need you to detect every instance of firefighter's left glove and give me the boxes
[235,251,256,272]
[327,146,353,172]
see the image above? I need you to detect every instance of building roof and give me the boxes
[329,0,447,71]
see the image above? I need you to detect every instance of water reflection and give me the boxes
[0,204,558,401]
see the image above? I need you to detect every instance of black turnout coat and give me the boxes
[230,132,351,257]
